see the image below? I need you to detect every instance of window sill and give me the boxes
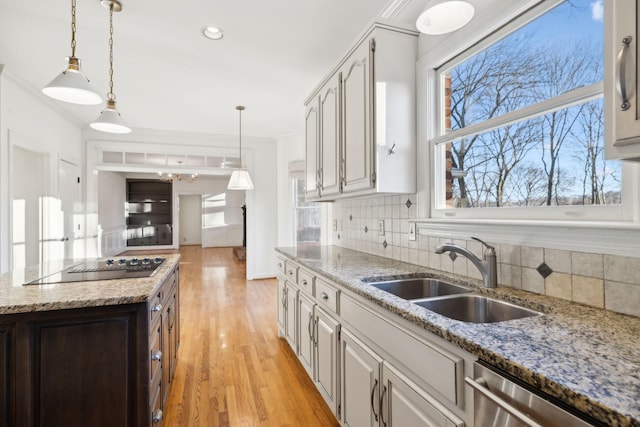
[413,218,640,257]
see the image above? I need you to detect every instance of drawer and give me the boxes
[341,295,463,406]
[297,268,315,296]
[315,278,339,314]
[284,261,298,283]
[276,257,286,275]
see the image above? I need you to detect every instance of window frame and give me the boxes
[424,0,633,222]
[413,0,640,257]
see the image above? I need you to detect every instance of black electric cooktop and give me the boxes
[25,257,166,285]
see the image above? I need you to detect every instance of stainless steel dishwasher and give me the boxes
[465,361,600,427]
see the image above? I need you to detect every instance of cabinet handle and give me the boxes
[308,313,313,341]
[616,35,633,111]
[282,288,288,309]
[151,303,163,313]
[301,279,308,286]
[313,318,319,346]
[320,292,329,300]
[371,379,379,422]
[278,262,283,268]
[465,376,544,427]
[151,350,162,361]
[152,409,163,423]
[380,385,388,427]
[288,269,293,275]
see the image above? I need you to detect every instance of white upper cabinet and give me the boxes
[304,22,418,200]
[606,0,640,160]
[320,74,342,198]
[305,100,320,199]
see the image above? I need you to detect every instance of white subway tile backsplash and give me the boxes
[332,194,640,318]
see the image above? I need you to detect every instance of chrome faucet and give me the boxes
[435,237,497,288]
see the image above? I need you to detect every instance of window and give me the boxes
[293,177,321,246]
[431,0,624,220]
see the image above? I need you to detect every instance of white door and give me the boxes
[178,194,202,245]
[56,159,81,260]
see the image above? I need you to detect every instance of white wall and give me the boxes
[178,195,202,245]
[0,66,83,273]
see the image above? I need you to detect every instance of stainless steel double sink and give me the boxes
[367,278,541,323]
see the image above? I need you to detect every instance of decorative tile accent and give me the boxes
[536,262,553,278]
[364,226,368,234]
[449,252,457,262]
[382,240,388,249]
[337,233,341,240]
[349,214,353,221]
[405,198,413,209]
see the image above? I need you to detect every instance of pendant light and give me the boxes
[90,0,131,134]
[227,106,254,190]
[42,0,102,105]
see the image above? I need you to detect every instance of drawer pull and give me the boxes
[320,292,329,300]
[151,303,163,313]
[302,279,308,285]
[371,379,379,421]
[152,409,163,423]
[151,350,162,361]
[278,262,283,268]
[288,269,294,275]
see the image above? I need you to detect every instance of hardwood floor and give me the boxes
[162,246,340,427]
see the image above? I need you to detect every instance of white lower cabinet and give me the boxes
[381,363,464,427]
[341,328,464,427]
[314,306,340,416]
[298,293,315,377]
[341,329,383,427]
[277,253,472,426]
[276,277,298,352]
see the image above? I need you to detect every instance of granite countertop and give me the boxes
[0,254,180,315]
[276,245,640,427]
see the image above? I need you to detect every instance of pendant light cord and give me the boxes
[70,0,77,57]
[107,3,115,101]
[238,108,242,168]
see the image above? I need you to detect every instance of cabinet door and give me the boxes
[319,74,342,197]
[341,329,382,427]
[284,283,298,351]
[381,363,464,427]
[277,277,286,334]
[0,323,15,427]
[341,38,374,194]
[298,293,315,377]
[31,307,144,427]
[314,306,340,416]
[305,100,320,198]
[607,0,640,158]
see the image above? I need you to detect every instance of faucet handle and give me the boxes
[471,237,495,254]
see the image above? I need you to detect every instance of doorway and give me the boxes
[179,194,202,246]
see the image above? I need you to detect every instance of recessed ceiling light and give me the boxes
[416,1,475,35]
[203,26,224,40]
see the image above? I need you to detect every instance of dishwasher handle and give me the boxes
[465,376,544,427]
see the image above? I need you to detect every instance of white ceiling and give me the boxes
[0,0,413,139]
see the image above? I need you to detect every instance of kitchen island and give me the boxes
[0,254,180,427]
[276,245,640,427]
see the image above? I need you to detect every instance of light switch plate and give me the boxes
[378,220,385,236]
[409,222,416,241]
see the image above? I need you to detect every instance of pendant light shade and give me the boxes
[42,0,101,105]
[90,0,131,134]
[90,99,131,133]
[228,106,254,190]
[228,169,254,190]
